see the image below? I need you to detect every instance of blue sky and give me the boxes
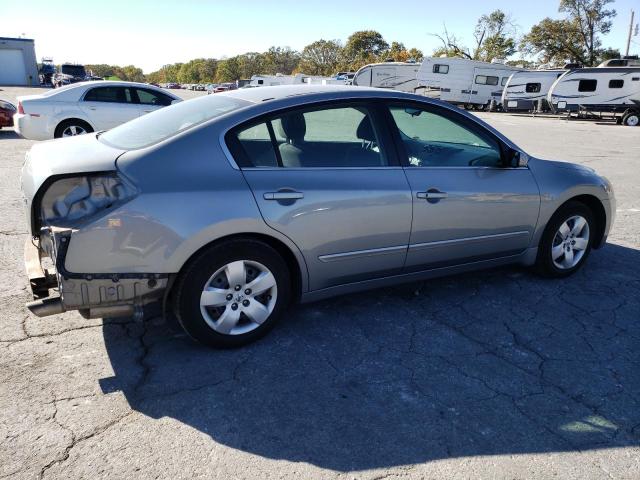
[1,0,638,72]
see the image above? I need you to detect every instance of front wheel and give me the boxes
[173,239,291,348]
[535,201,594,278]
[622,111,639,127]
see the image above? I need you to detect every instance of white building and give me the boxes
[0,37,39,86]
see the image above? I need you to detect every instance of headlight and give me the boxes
[37,173,137,230]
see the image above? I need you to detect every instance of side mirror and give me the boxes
[509,149,529,168]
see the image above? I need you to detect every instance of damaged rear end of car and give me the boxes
[22,134,167,320]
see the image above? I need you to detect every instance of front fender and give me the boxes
[527,158,613,248]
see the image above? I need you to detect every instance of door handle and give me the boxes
[263,191,304,200]
[416,189,448,200]
[143,110,153,113]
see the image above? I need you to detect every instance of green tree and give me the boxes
[216,57,242,82]
[473,10,517,61]
[386,42,424,62]
[342,30,389,69]
[559,0,617,66]
[261,46,300,74]
[298,39,342,75]
[238,52,265,78]
[522,0,617,66]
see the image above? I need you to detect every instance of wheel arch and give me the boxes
[166,232,307,311]
[54,117,95,136]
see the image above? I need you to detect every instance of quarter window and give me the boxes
[388,104,503,168]
[608,79,624,89]
[475,75,499,86]
[578,79,597,92]
[433,64,449,74]
[231,105,388,168]
[84,87,133,103]
[525,83,542,93]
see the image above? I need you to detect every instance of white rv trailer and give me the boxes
[547,67,640,124]
[249,73,345,87]
[416,57,521,108]
[501,69,566,112]
[352,62,421,93]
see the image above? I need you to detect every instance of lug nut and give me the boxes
[234,285,241,291]
[244,288,252,295]
[231,303,238,310]
[242,299,250,307]
[226,294,233,301]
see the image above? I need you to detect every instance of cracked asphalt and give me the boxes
[1,87,639,479]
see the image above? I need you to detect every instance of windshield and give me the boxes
[61,65,87,77]
[99,95,250,150]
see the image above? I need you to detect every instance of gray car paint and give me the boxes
[21,85,615,306]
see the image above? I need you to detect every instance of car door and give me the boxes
[384,102,540,271]
[227,102,413,291]
[80,86,140,130]
[134,87,175,116]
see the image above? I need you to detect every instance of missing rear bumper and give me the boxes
[24,228,168,318]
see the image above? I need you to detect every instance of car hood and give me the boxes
[21,134,125,232]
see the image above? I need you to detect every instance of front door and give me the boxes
[385,102,540,271]
[228,102,413,290]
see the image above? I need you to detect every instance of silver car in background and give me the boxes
[21,86,615,348]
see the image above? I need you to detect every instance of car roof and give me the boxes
[219,84,409,104]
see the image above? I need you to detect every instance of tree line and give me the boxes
[84,0,620,84]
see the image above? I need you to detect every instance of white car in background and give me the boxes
[13,81,181,140]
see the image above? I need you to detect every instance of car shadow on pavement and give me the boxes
[100,242,640,471]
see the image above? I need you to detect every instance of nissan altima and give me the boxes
[21,85,615,348]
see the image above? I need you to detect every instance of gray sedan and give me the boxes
[22,86,615,348]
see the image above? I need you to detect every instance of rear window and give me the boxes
[61,65,86,77]
[433,64,449,74]
[99,95,249,150]
[609,79,624,88]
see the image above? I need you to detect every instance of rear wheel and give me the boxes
[535,201,594,278]
[54,119,94,138]
[173,239,291,348]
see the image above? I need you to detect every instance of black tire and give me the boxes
[54,119,94,138]
[535,201,594,278]
[622,111,639,127]
[173,239,291,348]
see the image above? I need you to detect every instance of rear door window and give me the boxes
[230,104,390,168]
[84,87,133,103]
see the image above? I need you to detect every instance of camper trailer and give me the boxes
[416,57,520,108]
[352,62,421,92]
[249,73,345,87]
[598,56,640,67]
[548,67,640,125]
[501,69,566,112]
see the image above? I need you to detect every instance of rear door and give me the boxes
[384,101,540,270]
[227,102,413,291]
[80,86,140,130]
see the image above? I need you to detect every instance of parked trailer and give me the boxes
[416,57,520,108]
[352,62,421,93]
[548,67,640,126]
[501,69,566,112]
[249,73,345,87]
